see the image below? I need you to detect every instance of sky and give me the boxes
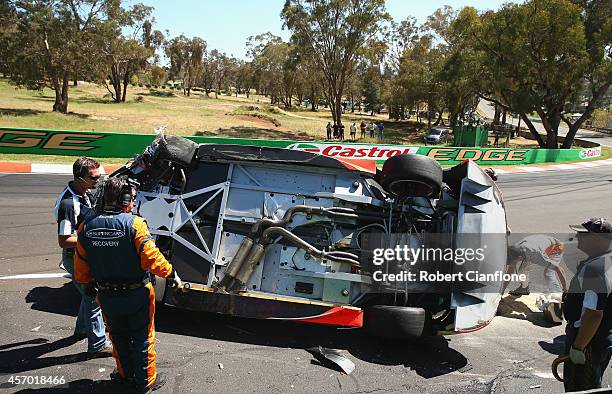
[136,0,512,60]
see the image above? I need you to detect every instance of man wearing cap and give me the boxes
[501,234,568,297]
[562,218,612,391]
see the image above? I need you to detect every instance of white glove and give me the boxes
[569,346,586,365]
[167,270,182,289]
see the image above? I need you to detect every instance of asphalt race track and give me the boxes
[0,169,610,393]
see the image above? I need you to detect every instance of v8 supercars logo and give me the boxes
[86,228,125,239]
[287,143,419,160]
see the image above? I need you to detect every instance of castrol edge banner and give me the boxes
[0,127,600,165]
[286,142,419,160]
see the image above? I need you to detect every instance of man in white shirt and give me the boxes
[562,218,612,391]
[54,157,111,356]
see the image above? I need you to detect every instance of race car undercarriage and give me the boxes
[110,135,508,337]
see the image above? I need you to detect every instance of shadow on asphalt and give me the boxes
[538,335,566,356]
[0,335,128,394]
[26,283,80,318]
[0,336,90,374]
[152,305,468,379]
[20,284,468,382]
[0,338,49,351]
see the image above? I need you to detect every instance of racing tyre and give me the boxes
[377,154,443,198]
[364,305,428,338]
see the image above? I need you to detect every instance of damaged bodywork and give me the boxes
[109,134,508,337]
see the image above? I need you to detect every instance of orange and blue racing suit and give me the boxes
[74,210,173,392]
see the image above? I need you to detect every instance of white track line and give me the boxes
[516,166,547,172]
[27,164,107,175]
[30,164,73,174]
[549,164,578,170]
[574,162,599,167]
[0,272,70,280]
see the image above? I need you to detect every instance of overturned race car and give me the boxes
[109,134,508,338]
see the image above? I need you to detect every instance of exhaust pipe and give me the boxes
[217,205,363,292]
[216,237,253,291]
[230,243,266,291]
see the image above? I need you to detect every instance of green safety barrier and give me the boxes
[0,126,601,166]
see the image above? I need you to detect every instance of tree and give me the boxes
[389,34,435,124]
[282,0,389,125]
[211,51,230,98]
[387,16,419,72]
[97,3,161,102]
[0,1,19,76]
[288,43,325,111]
[221,56,240,96]
[200,48,220,96]
[362,68,382,115]
[383,16,420,119]
[247,33,295,106]
[562,0,612,147]
[149,65,166,86]
[1,0,111,113]
[233,60,250,97]
[304,61,324,111]
[459,0,611,148]
[165,35,206,96]
[426,6,484,128]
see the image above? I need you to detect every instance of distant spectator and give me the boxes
[332,123,339,139]
[377,122,384,141]
[350,123,357,141]
[326,122,332,140]
[339,123,345,140]
[369,122,376,138]
[360,121,367,139]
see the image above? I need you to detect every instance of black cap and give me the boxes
[569,218,612,234]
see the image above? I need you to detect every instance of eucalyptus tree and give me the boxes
[456,0,611,148]
[282,0,389,125]
[1,0,112,112]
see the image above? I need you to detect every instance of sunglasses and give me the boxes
[87,175,101,181]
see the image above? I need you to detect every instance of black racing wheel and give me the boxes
[377,154,443,198]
